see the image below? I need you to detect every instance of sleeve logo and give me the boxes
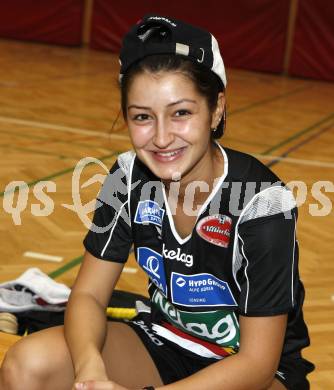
[134,200,165,227]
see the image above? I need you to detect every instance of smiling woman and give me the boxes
[0,14,314,390]
[125,69,224,182]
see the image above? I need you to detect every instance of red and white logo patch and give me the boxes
[196,214,232,248]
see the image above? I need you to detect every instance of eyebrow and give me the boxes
[127,104,150,110]
[127,99,197,110]
[167,99,197,107]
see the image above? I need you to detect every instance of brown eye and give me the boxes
[175,109,191,117]
[133,114,150,121]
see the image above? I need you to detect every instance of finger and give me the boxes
[75,380,117,390]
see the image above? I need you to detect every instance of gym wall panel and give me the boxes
[90,0,290,74]
[90,0,160,52]
[0,0,84,46]
[289,0,334,82]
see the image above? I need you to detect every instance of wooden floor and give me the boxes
[0,39,333,389]
[0,333,20,365]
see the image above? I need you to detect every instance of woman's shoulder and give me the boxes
[116,149,158,184]
[116,150,136,174]
[223,146,281,184]
[221,148,297,222]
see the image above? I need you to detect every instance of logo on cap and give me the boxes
[147,16,177,27]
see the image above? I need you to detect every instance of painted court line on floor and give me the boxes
[266,123,334,168]
[49,249,136,279]
[48,256,83,279]
[0,115,129,140]
[24,251,63,262]
[0,128,116,151]
[261,113,334,156]
[48,258,138,278]
[123,267,138,274]
[229,85,310,116]
[0,150,119,198]
[0,144,71,159]
[253,153,334,169]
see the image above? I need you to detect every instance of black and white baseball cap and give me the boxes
[119,14,227,88]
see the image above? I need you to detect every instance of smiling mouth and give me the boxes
[152,147,186,161]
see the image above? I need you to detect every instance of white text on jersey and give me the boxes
[162,244,193,267]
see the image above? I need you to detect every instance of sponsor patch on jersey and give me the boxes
[137,247,167,296]
[171,272,237,307]
[196,214,232,248]
[134,200,165,227]
[152,289,239,350]
[162,243,193,268]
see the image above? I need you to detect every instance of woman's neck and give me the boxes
[163,142,225,211]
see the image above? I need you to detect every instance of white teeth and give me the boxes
[157,150,180,157]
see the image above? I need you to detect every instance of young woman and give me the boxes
[1,14,314,390]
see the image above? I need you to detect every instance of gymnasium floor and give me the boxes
[0,38,333,389]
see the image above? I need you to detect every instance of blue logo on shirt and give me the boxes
[171,272,237,307]
[134,200,165,227]
[137,247,167,296]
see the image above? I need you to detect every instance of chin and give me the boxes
[149,166,182,182]
[138,153,184,181]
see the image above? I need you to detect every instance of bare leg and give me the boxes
[0,326,74,390]
[0,323,286,390]
[0,322,163,390]
[102,321,163,388]
[268,378,288,389]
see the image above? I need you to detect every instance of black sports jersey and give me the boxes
[84,144,310,360]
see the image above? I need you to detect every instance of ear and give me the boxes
[211,92,225,129]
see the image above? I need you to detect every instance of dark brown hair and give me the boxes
[120,54,226,138]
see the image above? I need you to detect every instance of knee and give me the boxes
[1,343,25,390]
[1,339,49,389]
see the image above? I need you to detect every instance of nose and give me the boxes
[152,118,174,149]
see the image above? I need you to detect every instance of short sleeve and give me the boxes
[83,159,133,263]
[237,211,297,316]
[234,184,298,316]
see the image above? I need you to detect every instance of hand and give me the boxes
[72,355,110,390]
[74,381,130,390]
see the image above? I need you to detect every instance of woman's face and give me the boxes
[126,71,223,181]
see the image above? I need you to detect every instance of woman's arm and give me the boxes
[157,314,287,390]
[64,250,124,382]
